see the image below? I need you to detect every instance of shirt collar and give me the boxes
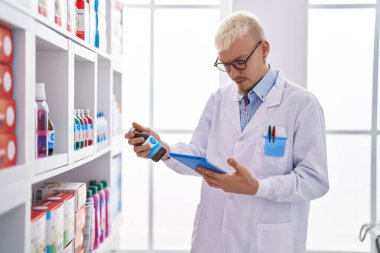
[235,67,278,102]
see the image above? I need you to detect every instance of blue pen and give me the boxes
[268,125,271,142]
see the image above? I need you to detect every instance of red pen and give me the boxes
[272,126,276,143]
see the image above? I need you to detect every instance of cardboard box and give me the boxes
[0,99,16,133]
[74,230,84,253]
[33,182,86,211]
[0,26,13,64]
[75,205,86,234]
[0,64,13,99]
[0,134,17,169]
[32,201,64,253]
[55,0,68,29]
[43,193,75,248]
[31,210,46,253]
[76,0,90,42]
[67,0,77,33]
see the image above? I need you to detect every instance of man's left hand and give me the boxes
[195,158,259,195]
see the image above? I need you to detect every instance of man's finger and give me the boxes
[227,158,245,173]
[133,122,148,132]
[196,167,221,179]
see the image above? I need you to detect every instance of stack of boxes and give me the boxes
[0,26,17,170]
[111,0,123,55]
[33,182,87,253]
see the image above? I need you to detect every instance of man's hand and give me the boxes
[195,158,259,195]
[125,122,170,160]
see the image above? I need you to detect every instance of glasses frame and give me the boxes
[214,40,263,72]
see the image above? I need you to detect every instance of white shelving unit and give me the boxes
[0,1,126,252]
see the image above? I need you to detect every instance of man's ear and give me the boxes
[262,40,270,61]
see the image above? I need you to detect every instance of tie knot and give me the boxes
[244,96,250,107]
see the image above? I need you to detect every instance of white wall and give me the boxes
[232,0,308,87]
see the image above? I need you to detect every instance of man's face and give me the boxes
[218,34,268,94]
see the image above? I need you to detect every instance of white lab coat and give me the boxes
[164,70,329,253]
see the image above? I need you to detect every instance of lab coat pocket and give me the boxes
[264,136,287,157]
[256,222,293,253]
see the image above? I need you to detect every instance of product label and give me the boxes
[143,136,162,159]
[48,130,54,149]
[74,123,80,143]
[101,198,105,236]
[88,124,93,140]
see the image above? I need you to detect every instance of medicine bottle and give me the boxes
[128,127,167,162]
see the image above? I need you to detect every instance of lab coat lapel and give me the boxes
[240,71,286,138]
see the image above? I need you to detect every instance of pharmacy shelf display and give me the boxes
[0,1,126,252]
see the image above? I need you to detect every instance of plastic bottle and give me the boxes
[128,127,167,162]
[95,183,105,243]
[85,109,94,146]
[76,109,85,148]
[48,117,54,155]
[35,83,49,158]
[96,113,101,145]
[81,109,89,147]
[101,180,110,238]
[102,113,109,146]
[84,189,93,253]
[74,112,81,150]
[89,185,100,250]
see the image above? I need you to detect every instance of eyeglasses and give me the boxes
[214,41,262,72]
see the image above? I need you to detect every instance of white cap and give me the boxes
[36,83,46,100]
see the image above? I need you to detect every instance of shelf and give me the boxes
[73,42,97,63]
[0,1,32,31]
[34,153,68,175]
[0,178,28,215]
[32,146,111,184]
[73,145,95,162]
[35,21,68,51]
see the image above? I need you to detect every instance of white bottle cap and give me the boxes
[36,83,46,100]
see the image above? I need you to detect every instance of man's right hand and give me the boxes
[125,122,170,160]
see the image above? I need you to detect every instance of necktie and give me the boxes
[241,96,251,131]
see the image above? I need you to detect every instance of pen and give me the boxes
[272,126,276,143]
[268,125,271,142]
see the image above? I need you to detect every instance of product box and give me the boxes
[74,231,84,253]
[38,0,55,23]
[75,205,86,234]
[31,210,46,253]
[33,182,87,211]
[89,7,97,47]
[67,0,77,33]
[62,240,74,253]
[0,134,17,169]
[76,0,90,42]
[55,0,68,28]
[0,26,13,64]
[43,193,75,248]
[0,99,16,133]
[32,201,64,253]
[0,64,13,99]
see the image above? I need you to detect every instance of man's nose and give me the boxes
[228,66,240,79]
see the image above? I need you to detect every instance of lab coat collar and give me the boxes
[226,70,286,136]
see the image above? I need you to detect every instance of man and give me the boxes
[126,10,329,253]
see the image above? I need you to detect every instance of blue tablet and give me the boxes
[169,153,226,174]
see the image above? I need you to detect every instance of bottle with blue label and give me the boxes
[128,127,167,162]
[48,117,54,155]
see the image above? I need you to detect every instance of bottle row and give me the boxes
[31,180,111,253]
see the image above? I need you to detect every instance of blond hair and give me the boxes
[215,11,265,51]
